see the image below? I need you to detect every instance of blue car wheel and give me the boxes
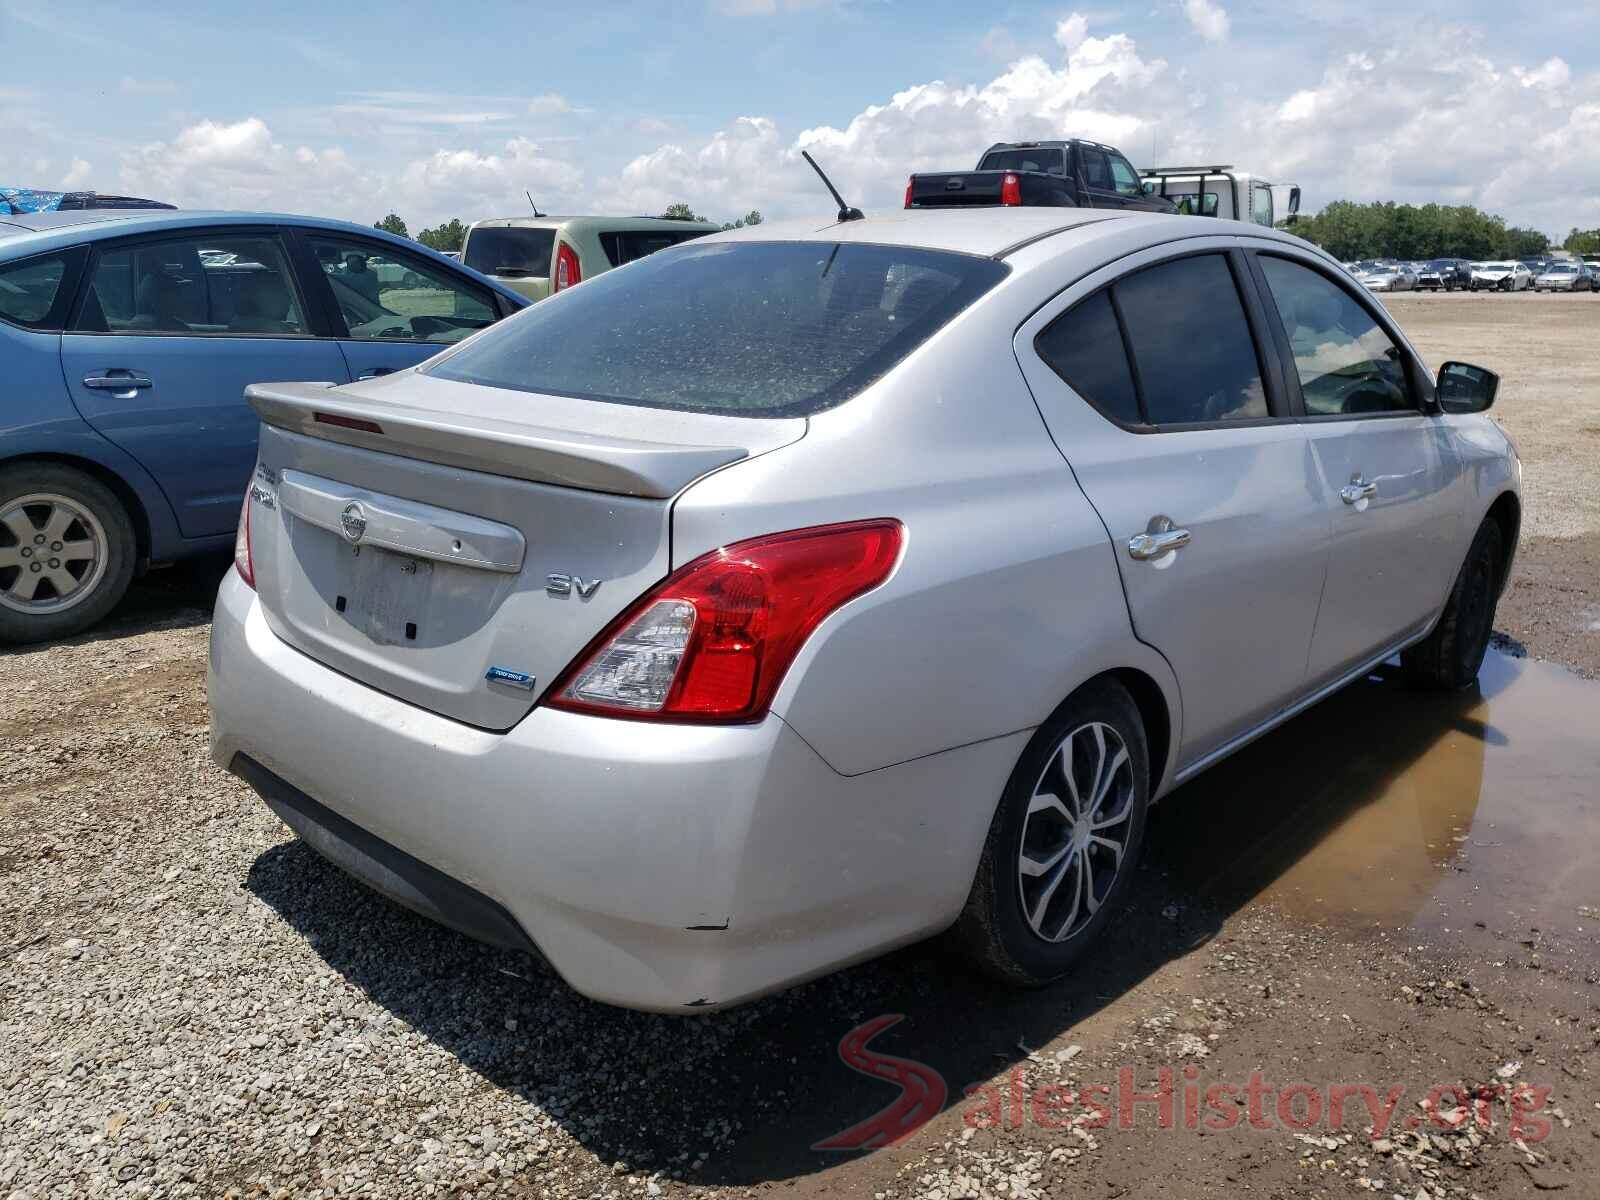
[0,463,137,643]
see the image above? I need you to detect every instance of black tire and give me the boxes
[0,463,137,644]
[1401,519,1503,691]
[953,679,1151,986]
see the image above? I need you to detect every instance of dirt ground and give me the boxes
[1381,292,1600,676]
[2,293,1597,1198]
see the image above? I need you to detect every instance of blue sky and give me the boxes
[3,1,1596,234]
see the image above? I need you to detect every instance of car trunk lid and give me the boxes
[245,374,805,729]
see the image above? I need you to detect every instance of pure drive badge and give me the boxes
[485,667,536,691]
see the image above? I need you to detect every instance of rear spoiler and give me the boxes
[247,381,795,499]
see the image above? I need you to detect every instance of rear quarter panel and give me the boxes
[670,280,1181,781]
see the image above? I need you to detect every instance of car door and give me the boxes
[1074,145,1127,209]
[1248,250,1468,685]
[1015,242,1331,767]
[59,227,350,540]
[293,230,503,380]
[1106,149,1166,212]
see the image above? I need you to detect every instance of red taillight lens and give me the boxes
[547,520,903,723]
[1000,173,1022,207]
[553,241,581,291]
[233,491,255,589]
[904,177,915,209]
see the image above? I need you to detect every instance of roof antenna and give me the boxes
[525,190,544,218]
[801,151,864,223]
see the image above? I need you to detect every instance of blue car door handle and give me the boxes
[82,370,154,399]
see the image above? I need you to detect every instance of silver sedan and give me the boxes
[209,209,1521,1012]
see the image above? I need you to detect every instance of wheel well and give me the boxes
[0,453,152,563]
[1485,491,1521,594]
[1101,668,1172,791]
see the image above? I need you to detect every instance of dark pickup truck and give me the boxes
[905,139,1178,213]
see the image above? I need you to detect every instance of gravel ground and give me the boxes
[3,292,1598,1198]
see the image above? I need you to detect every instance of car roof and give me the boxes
[702,208,1297,260]
[468,216,722,235]
[0,209,527,303]
[983,139,1114,152]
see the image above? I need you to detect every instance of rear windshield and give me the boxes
[427,241,1009,417]
[978,148,1066,176]
[463,227,555,278]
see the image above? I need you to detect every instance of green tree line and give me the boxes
[1563,227,1600,255]
[1286,200,1552,261]
[371,206,761,252]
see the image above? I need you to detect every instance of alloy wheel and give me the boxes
[0,493,109,616]
[1015,721,1136,944]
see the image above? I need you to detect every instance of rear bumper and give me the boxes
[208,570,1020,1011]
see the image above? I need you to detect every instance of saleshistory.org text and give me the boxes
[812,1017,1554,1150]
[961,1065,1554,1142]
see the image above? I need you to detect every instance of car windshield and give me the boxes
[463,226,555,277]
[1547,264,1576,273]
[427,240,1010,417]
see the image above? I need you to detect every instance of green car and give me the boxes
[460,216,719,302]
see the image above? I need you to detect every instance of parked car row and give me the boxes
[1342,255,1598,294]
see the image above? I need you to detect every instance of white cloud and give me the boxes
[60,158,93,188]
[1514,56,1570,89]
[119,118,378,216]
[70,16,1600,239]
[1181,0,1230,43]
[528,93,575,116]
[397,138,586,217]
[1054,13,1089,53]
[333,104,516,126]
[602,21,1165,218]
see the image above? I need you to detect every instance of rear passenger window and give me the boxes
[78,234,305,336]
[0,253,69,328]
[1034,291,1140,425]
[599,230,710,267]
[1035,253,1269,429]
[1117,255,1268,424]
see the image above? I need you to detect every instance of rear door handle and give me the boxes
[82,371,153,399]
[1127,516,1192,561]
[1340,475,1379,505]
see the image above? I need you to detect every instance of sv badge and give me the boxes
[545,572,602,599]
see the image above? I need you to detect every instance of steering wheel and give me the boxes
[1318,371,1402,415]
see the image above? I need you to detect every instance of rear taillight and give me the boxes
[904,177,915,209]
[553,241,581,291]
[1000,173,1022,207]
[547,520,903,723]
[233,491,255,589]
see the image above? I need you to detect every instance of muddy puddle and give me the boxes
[1148,649,1600,971]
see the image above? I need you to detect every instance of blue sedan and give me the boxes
[0,209,526,642]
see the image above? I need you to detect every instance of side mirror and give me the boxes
[1141,180,1157,196]
[1437,361,1499,414]
[1287,186,1301,215]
